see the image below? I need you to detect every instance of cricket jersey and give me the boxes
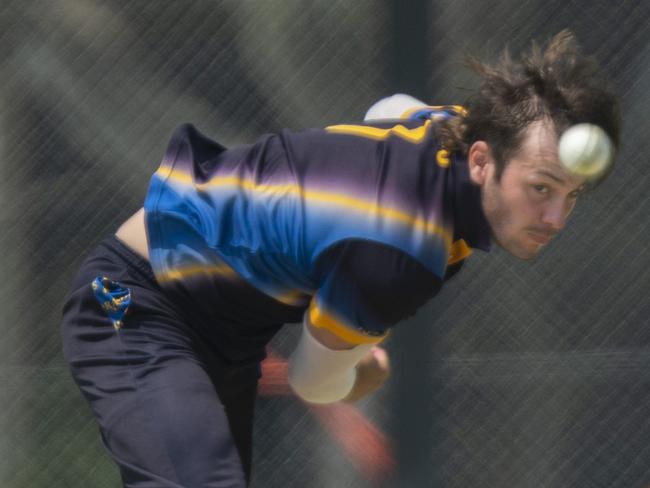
[144,109,491,363]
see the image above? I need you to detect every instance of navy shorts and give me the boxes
[61,235,258,487]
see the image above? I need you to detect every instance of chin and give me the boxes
[514,243,543,261]
[514,250,539,262]
[497,238,541,261]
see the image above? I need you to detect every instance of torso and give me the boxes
[115,207,150,261]
[108,117,489,363]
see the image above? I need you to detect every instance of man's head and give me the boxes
[458,31,621,259]
[468,118,586,259]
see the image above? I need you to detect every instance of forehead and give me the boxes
[510,119,587,188]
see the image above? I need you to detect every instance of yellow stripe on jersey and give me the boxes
[325,120,432,144]
[273,289,311,307]
[447,239,472,266]
[156,264,237,283]
[157,260,311,307]
[309,301,388,345]
[436,149,450,168]
[154,167,453,250]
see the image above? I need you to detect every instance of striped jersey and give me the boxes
[144,109,490,362]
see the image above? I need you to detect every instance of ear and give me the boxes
[467,141,492,185]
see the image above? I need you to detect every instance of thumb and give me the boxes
[371,347,390,371]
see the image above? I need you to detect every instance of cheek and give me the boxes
[501,186,537,226]
[566,198,577,216]
[518,193,541,222]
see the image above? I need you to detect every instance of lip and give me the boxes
[528,231,552,245]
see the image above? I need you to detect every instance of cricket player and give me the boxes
[61,31,620,487]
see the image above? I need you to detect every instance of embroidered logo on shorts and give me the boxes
[91,276,132,330]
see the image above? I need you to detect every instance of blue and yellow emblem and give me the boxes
[91,276,131,330]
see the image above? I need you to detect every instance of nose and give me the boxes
[541,200,569,231]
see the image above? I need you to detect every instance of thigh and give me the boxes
[61,246,253,487]
[100,358,249,488]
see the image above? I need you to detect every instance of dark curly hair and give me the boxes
[440,30,621,182]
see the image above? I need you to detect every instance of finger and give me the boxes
[371,347,390,371]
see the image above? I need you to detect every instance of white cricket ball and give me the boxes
[558,123,613,179]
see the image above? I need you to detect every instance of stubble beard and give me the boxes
[481,179,538,262]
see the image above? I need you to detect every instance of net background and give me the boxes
[1,1,649,487]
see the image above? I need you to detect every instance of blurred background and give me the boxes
[1,1,649,487]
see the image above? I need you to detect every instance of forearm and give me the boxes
[287,320,373,404]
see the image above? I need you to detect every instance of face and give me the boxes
[469,119,587,260]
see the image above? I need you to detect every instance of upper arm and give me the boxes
[309,240,444,346]
[305,313,357,350]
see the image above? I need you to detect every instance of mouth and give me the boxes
[527,231,553,245]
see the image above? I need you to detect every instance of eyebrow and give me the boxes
[535,169,586,192]
[535,169,565,184]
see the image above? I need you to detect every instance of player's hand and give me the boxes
[343,347,390,403]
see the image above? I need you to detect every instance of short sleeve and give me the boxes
[308,240,445,344]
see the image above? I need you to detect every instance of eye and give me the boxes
[568,186,586,199]
[532,184,548,194]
